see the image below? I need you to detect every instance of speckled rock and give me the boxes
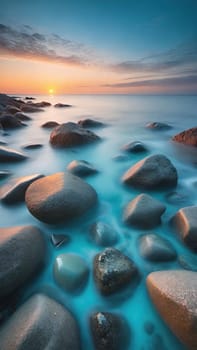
[15,112,32,121]
[123,194,166,229]
[67,160,98,177]
[139,234,177,262]
[147,270,197,350]
[172,127,197,147]
[0,294,81,350]
[0,146,27,162]
[22,143,43,150]
[90,222,119,247]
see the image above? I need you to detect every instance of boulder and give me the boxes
[5,105,21,114]
[90,312,131,350]
[165,191,190,206]
[147,270,197,350]
[67,160,98,177]
[54,253,89,292]
[0,174,44,204]
[41,121,59,128]
[54,103,72,108]
[15,112,32,121]
[32,101,51,108]
[0,294,81,350]
[25,172,97,224]
[50,122,100,147]
[0,225,46,300]
[172,127,197,147]
[122,154,177,190]
[0,114,25,129]
[90,222,119,246]
[21,105,44,113]
[171,206,197,251]
[123,194,166,229]
[139,234,177,262]
[112,154,129,162]
[121,141,147,153]
[51,234,70,248]
[0,146,27,162]
[0,93,22,109]
[94,247,138,295]
[146,122,172,130]
[78,118,104,128]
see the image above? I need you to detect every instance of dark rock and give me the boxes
[54,103,72,108]
[122,154,178,190]
[122,141,147,153]
[0,146,27,162]
[32,101,51,108]
[139,234,177,262]
[0,225,46,300]
[0,174,44,204]
[25,96,35,100]
[90,222,119,246]
[0,170,12,180]
[165,191,190,206]
[147,270,197,350]
[172,127,197,147]
[94,247,138,295]
[15,112,32,121]
[25,172,97,224]
[41,121,59,128]
[22,143,43,150]
[51,233,70,248]
[90,311,131,350]
[144,321,155,335]
[67,160,98,177]
[21,105,44,113]
[0,294,81,350]
[50,122,100,147]
[123,194,166,229]
[146,122,172,130]
[78,118,104,128]
[5,105,21,114]
[0,114,25,129]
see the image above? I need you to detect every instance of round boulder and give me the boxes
[121,141,147,153]
[90,222,119,246]
[67,160,98,177]
[139,233,177,262]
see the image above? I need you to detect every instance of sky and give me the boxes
[0,0,197,94]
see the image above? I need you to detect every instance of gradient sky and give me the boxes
[0,0,197,94]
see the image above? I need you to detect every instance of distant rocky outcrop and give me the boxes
[54,103,72,108]
[121,141,147,153]
[146,122,172,130]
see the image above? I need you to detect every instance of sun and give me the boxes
[48,88,54,95]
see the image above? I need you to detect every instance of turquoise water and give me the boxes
[1,94,197,349]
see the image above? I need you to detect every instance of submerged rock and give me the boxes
[67,159,98,177]
[54,253,89,292]
[146,122,172,130]
[94,247,138,295]
[25,172,97,224]
[0,170,12,180]
[0,294,81,350]
[21,105,44,113]
[123,193,166,229]
[112,154,129,162]
[15,112,32,121]
[90,222,119,246]
[146,270,197,350]
[54,102,72,108]
[51,233,70,248]
[172,127,197,147]
[139,233,177,262]
[78,118,104,128]
[22,143,43,150]
[0,225,46,300]
[90,312,131,350]
[122,154,177,190]
[50,122,100,147]
[121,141,147,153]
[0,146,27,162]
[41,121,59,128]
[0,114,25,129]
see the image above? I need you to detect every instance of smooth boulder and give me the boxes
[122,154,177,190]
[0,225,46,300]
[41,121,59,128]
[78,118,104,128]
[0,114,25,129]
[90,222,119,246]
[147,270,197,350]
[67,160,98,177]
[146,122,171,130]
[0,294,81,350]
[122,141,147,153]
[139,233,177,262]
[172,127,197,147]
[25,172,97,224]
[123,193,166,229]
[0,146,27,162]
[15,112,32,121]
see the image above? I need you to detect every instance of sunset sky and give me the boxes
[0,0,197,94]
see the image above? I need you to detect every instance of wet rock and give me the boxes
[5,105,21,114]
[0,170,12,180]
[78,118,104,128]
[144,321,155,335]
[122,141,147,153]
[0,114,25,129]
[22,143,43,150]
[90,222,119,246]
[0,174,44,204]
[15,112,32,121]
[165,191,190,206]
[41,120,59,128]
[51,233,70,248]
[90,311,131,350]
[122,154,178,190]
[0,140,7,145]
[147,270,197,350]
[0,146,27,162]
[123,194,166,229]
[25,96,35,100]
[54,253,89,292]
[139,234,177,262]
[21,104,44,113]
[112,154,129,162]
[54,102,72,108]
[67,160,98,177]
[0,294,81,350]
[171,206,197,251]
[0,225,46,300]
[32,101,51,108]
[172,127,197,147]
[146,122,172,130]
[94,247,138,295]
[50,122,100,147]
[0,93,22,109]
[25,172,97,224]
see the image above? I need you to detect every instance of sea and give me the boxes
[1,94,197,349]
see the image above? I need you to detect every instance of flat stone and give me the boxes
[0,114,25,129]
[90,222,119,246]
[22,143,43,150]
[139,233,177,262]
[21,105,44,113]
[67,160,98,177]
[146,270,197,350]
[0,146,27,162]
[172,127,197,147]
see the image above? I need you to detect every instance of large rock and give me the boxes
[147,270,197,350]
[90,222,119,247]
[50,122,100,147]
[5,105,21,114]
[25,172,97,224]
[15,112,32,121]
[67,160,98,177]
[0,174,44,204]
[172,127,197,147]
[0,146,27,162]
[0,294,81,350]
[90,312,130,350]
[94,248,138,295]
[123,193,166,229]
[171,206,197,251]
[0,225,46,300]
[122,154,177,190]
[0,114,25,129]
[139,234,177,262]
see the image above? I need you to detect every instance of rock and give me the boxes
[122,154,178,190]
[94,247,138,295]
[54,253,89,292]
[0,140,7,145]
[90,312,131,350]
[146,270,197,350]
[22,143,43,150]
[25,172,97,224]
[5,105,21,114]
[112,154,129,162]
[0,146,27,162]
[0,174,44,204]
[171,206,197,251]
[54,103,72,108]
[0,294,81,350]
[51,234,70,248]
[0,114,25,129]
[41,121,59,128]
[21,105,44,113]
[122,141,147,153]
[50,122,100,147]
[139,234,177,262]
[146,122,172,130]
[123,194,166,229]
[25,96,35,100]
[0,225,46,300]
[144,321,155,335]
[90,222,119,246]
[15,112,32,121]
[165,191,190,206]
[0,170,12,180]
[67,160,98,177]
[172,127,197,147]
[0,93,22,109]
[32,101,51,108]
[78,118,104,128]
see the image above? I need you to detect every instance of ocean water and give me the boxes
[1,94,197,349]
